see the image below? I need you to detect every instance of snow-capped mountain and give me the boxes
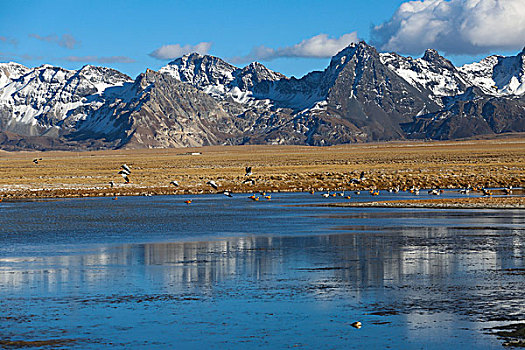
[459,47,525,96]
[380,49,470,100]
[0,62,30,88]
[0,42,524,150]
[0,64,132,138]
[160,53,285,104]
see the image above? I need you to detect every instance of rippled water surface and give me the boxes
[0,192,524,349]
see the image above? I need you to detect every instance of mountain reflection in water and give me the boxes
[0,194,523,349]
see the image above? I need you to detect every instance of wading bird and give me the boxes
[482,188,493,196]
[245,166,252,176]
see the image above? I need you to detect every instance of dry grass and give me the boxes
[0,138,524,200]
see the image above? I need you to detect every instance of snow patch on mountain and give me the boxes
[0,62,30,88]
[459,50,525,96]
[380,49,468,99]
[159,53,328,108]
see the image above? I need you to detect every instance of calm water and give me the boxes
[0,192,524,349]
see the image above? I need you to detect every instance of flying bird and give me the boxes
[245,166,252,176]
[118,171,130,183]
[207,180,218,190]
[33,158,42,165]
[170,181,179,187]
[118,164,131,183]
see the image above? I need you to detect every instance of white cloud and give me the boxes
[149,42,212,60]
[29,33,80,49]
[0,36,18,47]
[231,32,359,63]
[372,0,525,55]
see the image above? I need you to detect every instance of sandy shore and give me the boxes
[1,138,524,207]
[309,196,525,209]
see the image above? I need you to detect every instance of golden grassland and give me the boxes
[0,138,524,205]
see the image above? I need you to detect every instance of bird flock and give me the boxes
[20,158,519,203]
[107,164,270,204]
[105,162,515,204]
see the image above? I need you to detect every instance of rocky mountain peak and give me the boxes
[422,49,455,70]
[459,48,525,95]
[78,65,132,92]
[326,41,380,78]
[162,53,237,87]
[239,62,285,82]
[422,49,440,61]
[329,41,374,65]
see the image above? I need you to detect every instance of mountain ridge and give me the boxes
[0,41,524,150]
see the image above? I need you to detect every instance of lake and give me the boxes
[0,192,523,349]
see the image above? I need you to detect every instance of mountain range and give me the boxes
[0,41,524,150]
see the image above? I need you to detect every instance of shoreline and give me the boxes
[307,196,525,209]
[1,187,524,209]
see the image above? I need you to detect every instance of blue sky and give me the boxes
[1,0,524,78]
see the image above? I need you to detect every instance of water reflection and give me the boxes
[1,220,523,299]
[0,203,524,349]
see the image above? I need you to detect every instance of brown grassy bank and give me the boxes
[311,196,525,209]
[0,138,524,201]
